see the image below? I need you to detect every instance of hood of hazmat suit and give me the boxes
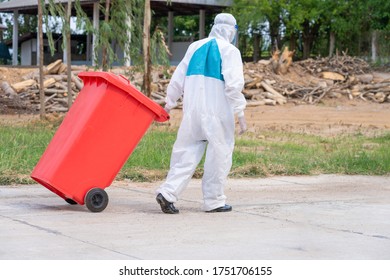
[209,13,238,45]
[158,13,246,211]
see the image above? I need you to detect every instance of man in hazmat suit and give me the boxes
[156,13,247,214]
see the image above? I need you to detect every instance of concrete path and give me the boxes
[1,174,389,260]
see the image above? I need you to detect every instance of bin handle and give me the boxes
[118,74,130,84]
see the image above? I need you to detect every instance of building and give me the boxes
[0,0,232,66]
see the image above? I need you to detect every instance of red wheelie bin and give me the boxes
[31,72,169,212]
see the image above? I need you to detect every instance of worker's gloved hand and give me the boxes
[238,115,247,135]
[164,105,171,114]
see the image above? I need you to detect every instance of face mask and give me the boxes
[231,24,238,45]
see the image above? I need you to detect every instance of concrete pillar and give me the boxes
[92,2,99,66]
[63,4,68,64]
[86,32,91,61]
[168,11,174,51]
[124,16,131,67]
[36,32,39,66]
[12,10,18,65]
[199,9,205,39]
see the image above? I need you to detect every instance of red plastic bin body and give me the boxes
[31,71,169,205]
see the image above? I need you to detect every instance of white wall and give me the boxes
[170,41,192,65]
[21,39,36,65]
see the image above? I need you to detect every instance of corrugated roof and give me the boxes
[0,0,97,13]
[152,0,232,6]
[0,0,232,15]
[152,0,232,16]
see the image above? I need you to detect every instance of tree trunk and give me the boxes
[289,32,297,55]
[269,19,280,52]
[38,0,45,118]
[302,20,320,60]
[66,0,72,109]
[241,34,247,57]
[302,39,311,60]
[371,30,378,62]
[357,34,362,57]
[143,0,151,97]
[329,31,335,57]
[102,0,110,71]
[253,33,260,62]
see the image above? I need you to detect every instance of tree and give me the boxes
[316,0,365,57]
[42,0,145,69]
[263,0,285,51]
[44,0,75,109]
[230,0,268,61]
[282,0,325,59]
[364,0,390,61]
[2,14,38,42]
[43,0,170,102]
[323,0,351,57]
[91,0,141,69]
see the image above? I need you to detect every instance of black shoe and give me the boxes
[156,193,179,214]
[206,204,232,213]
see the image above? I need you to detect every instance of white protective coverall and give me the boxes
[156,13,246,211]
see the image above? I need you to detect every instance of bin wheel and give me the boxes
[85,188,108,212]
[65,198,77,205]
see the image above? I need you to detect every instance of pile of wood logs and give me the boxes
[242,53,390,105]
[0,59,84,112]
[1,54,389,114]
[117,65,178,107]
[298,53,371,76]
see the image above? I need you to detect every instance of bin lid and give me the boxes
[78,71,169,122]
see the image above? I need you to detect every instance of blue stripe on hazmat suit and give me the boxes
[156,13,246,211]
[186,39,224,81]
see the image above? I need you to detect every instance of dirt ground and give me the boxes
[246,99,390,136]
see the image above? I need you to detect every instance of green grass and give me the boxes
[232,131,390,177]
[0,119,59,184]
[0,118,389,185]
[118,128,176,181]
